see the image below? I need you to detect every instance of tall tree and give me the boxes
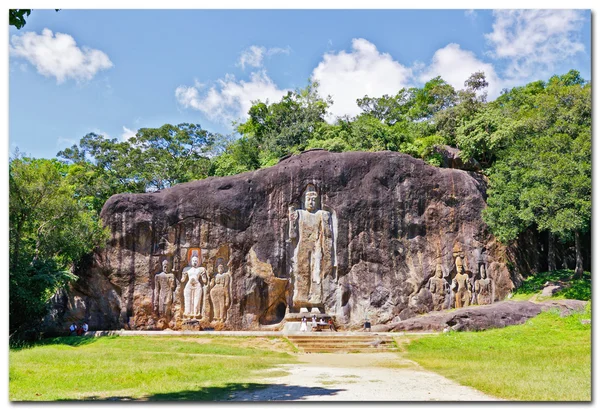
[10,156,107,337]
[482,71,591,276]
[236,82,331,163]
[58,123,218,211]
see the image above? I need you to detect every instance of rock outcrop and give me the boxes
[46,150,520,332]
[373,299,587,332]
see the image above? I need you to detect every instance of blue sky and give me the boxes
[8,9,592,159]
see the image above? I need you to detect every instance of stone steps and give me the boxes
[287,334,398,353]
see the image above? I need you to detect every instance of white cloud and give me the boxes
[121,126,136,141]
[418,43,503,99]
[238,45,265,70]
[266,46,291,57]
[485,10,586,80]
[176,70,289,124]
[237,45,291,70]
[10,28,113,83]
[311,38,413,120]
[465,9,477,20]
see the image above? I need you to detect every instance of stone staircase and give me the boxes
[286,333,398,353]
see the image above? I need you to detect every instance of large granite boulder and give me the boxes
[46,150,520,332]
[373,299,587,332]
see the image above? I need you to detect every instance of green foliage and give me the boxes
[9,9,60,29]
[482,73,591,251]
[514,270,591,301]
[406,308,591,401]
[58,123,219,211]
[236,82,330,162]
[9,9,31,29]
[9,156,107,337]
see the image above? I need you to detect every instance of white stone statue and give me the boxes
[288,184,335,311]
[210,261,232,322]
[182,254,208,318]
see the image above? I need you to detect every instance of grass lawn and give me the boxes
[405,306,591,401]
[9,335,298,401]
[512,269,591,302]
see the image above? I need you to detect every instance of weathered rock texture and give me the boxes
[47,150,522,332]
[372,299,587,332]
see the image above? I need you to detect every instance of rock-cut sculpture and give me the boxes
[288,184,335,311]
[154,259,176,320]
[427,264,449,311]
[451,256,471,308]
[475,264,493,305]
[210,260,232,322]
[182,251,208,318]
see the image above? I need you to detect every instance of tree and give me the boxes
[9,9,60,29]
[10,156,107,337]
[58,123,218,211]
[482,71,591,276]
[236,82,331,163]
[9,9,31,29]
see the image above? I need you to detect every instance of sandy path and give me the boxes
[227,353,500,401]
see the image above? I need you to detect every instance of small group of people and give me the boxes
[69,322,89,336]
[299,315,336,332]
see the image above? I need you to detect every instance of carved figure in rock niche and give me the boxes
[154,259,176,320]
[288,184,335,310]
[210,260,232,322]
[427,264,449,311]
[475,264,494,305]
[451,256,471,308]
[182,252,208,318]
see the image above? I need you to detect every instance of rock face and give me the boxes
[373,299,587,332]
[48,150,520,332]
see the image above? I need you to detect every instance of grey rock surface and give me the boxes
[374,299,587,332]
[45,150,520,332]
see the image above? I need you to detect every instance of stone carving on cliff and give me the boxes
[210,259,232,322]
[451,256,472,308]
[154,259,176,320]
[427,264,450,311]
[288,183,336,311]
[475,264,494,305]
[62,150,523,334]
[182,250,208,318]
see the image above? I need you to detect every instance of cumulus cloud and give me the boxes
[237,45,291,69]
[418,43,503,99]
[10,28,113,83]
[176,70,290,124]
[485,10,586,79]
[121,126,137,141]
[311,38,413,119]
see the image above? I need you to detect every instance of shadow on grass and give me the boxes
[77,383,345,401]
[10,335,104,351]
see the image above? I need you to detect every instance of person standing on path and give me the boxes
[300,317,308,332]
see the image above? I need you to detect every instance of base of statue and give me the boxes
[181,319,201,331]
[282,304,335,334]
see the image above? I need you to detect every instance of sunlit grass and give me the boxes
[405,306,591,401]
[10,336,297,401]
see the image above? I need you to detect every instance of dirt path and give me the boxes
[227,353,500,401]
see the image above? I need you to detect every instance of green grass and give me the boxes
[513,269,591,301]
[405,305,591,401]
[10,335,297,401]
